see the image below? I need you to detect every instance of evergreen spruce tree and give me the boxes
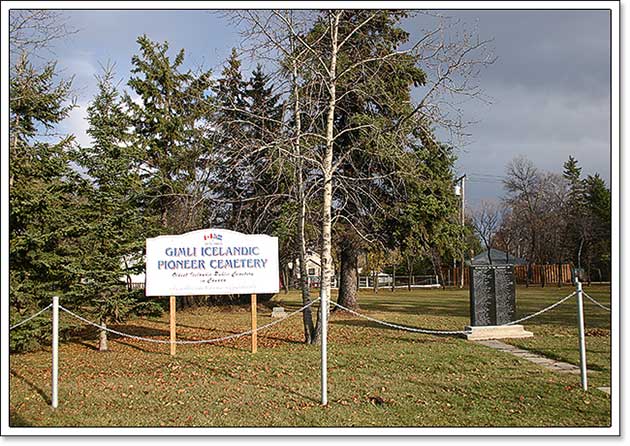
[126,35,214,234]
[392,137,463,289]
[242,64,286,234]
[9,55,81,351]
[562,156,589,269]
[216,48,249,114]
[214,53,288,302]
[246,64,283,142]
[214,54,287,235]
[213,49,254,230]
[584,173,611,281]
[73,64,158,350]
[585,173,611,228]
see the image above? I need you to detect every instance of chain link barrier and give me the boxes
[58,298,320,345]
[331,301,470,335]
[9,289,593,342]
[582,292,611,312]
[9,304,53,331]
[332,291,578,335]
[505,292,576,325]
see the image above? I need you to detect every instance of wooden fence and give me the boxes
[440,266,470,287]
[514,263,573,286]
[441,263,574,287]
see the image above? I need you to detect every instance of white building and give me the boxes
[120,255,146,290]
[289,250,336,288]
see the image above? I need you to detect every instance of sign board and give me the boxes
[145,229,279,296]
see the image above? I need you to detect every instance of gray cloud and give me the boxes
[38,9,610,206]
[402,9,611,204]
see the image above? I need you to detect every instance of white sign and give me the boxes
[145,229,279,296]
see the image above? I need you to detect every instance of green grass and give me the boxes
[8,285,612,428]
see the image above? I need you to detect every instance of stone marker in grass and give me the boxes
[465,265,533,341]
[271,307,287,318]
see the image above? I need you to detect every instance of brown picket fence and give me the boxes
[514,263,573,286]
[441,263,573,287]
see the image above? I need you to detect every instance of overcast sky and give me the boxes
[22,7,611,209]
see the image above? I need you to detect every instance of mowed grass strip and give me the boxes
[9,285,611,427]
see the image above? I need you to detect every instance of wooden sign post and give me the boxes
[146,229,279,357]
[251,293,257,353]
[170,295,176,356]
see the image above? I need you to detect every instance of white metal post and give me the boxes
[52,295,59,408]
[454,174,466,288]
[321,290,328,405]
[460,175,466,288]
[576,280,588,391]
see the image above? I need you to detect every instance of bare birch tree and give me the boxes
[471,201,501,264]
[224,9,493,337]
[220,10,325,340]
[9,10,78,62]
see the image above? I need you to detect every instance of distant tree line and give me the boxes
[472,155,611,284]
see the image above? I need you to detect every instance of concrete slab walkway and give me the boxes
[475,340,612,395]
[475,339,581,375]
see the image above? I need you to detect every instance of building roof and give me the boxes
[470,248,527,265]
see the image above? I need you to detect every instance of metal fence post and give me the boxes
[52,295,59,408]
[575,280,588,391]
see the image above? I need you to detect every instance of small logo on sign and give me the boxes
[204,233,223,241]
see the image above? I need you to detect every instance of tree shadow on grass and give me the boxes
[352,301,470,319]
[350,290,612,330]
[9,411,33,427]
[177,356,321,405]
[64,323,304,356]
[64,323,170,341]
[329,318,460,338]
[10,369,50,405]
[377,333,460,345]
[71,340,99,351]
[338,301,602,330]
[111,322,304,348]
[145,319,242,332]
[147,309,307,332]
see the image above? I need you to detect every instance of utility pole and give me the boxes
[455,174,466,288]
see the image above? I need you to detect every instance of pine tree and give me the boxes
[585,173,611,226]
[584,173,611,281]
[213,48,254,230]
[562,156,588,269]
[126,35,214,234]
[563,156,586,204]
[242,64,286,234]
[9,55,81,351]
[392,139,463,288]
[213,54,288,303]
[246,64,283,142]
[213,54,287,235]
[73,64,159,350]
[216,48,249,116]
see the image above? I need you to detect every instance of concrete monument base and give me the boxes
[463,324,534,341]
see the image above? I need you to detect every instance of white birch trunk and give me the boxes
[293,57,317,343]
[319,11,339,314]
[319,11,340,406]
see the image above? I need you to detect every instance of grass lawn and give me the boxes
[8,285,612,428]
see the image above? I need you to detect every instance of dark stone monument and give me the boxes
[469,264,516,326]
[465,264,532,340]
